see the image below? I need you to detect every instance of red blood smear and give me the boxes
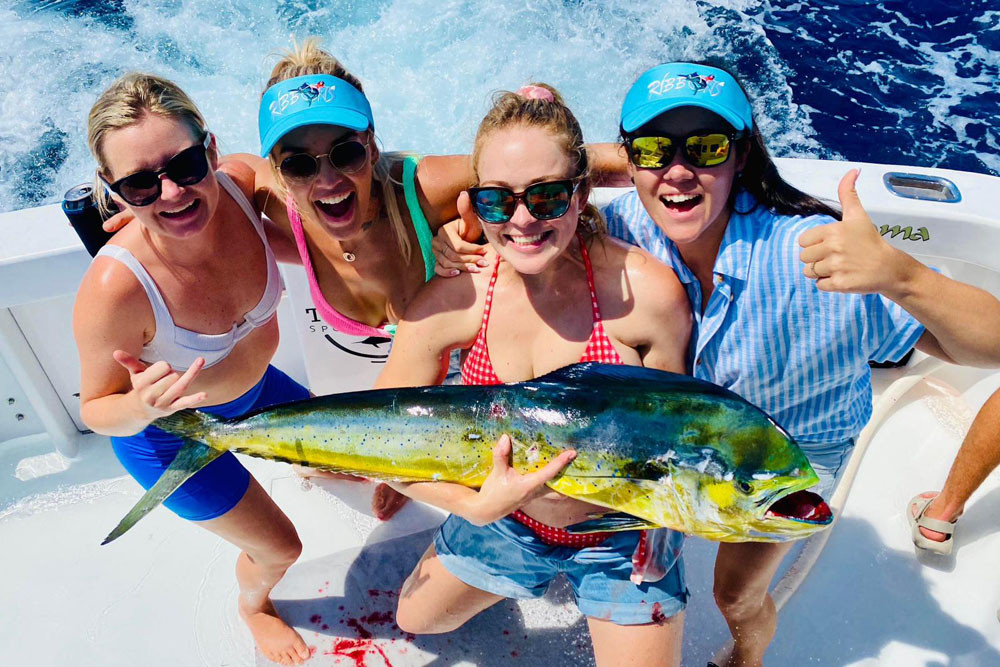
[511,651,519,658]
[651,602,667,623]
[502,630,510,636]
[324,638,394,667]
[362,611,395,626]
[346,618,373,639]
[310,614,323,624]
[322,624,329,630]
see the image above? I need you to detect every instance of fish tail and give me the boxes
[102,413,227,545]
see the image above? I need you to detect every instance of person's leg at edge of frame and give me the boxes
[713,541,794,667]
[588,611,684,667]
[198,478,309,666]
[395,543,507,634]
[913,386,1000,543]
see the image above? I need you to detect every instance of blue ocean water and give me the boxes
[0,0,997,212]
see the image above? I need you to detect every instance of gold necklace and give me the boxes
[340,218,377,263]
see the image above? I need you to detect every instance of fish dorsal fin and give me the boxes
[526,362,734,401]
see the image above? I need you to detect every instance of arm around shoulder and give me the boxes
[411,154,475,230]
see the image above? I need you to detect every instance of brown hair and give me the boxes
[472,83,606,241]
[87,72,208,215]
[265,38,413,259]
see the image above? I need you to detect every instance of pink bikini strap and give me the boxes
[286,199,394,338]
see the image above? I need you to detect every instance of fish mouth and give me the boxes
[763,489,833,525]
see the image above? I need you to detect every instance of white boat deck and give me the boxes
[4,361,999,666]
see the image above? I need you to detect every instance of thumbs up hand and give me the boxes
[798,169,902,294]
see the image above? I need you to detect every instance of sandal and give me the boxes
[908,493,957,555]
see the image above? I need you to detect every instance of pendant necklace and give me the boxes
[342,216,377,263]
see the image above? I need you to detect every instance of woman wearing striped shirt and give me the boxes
[611,62,1000,667]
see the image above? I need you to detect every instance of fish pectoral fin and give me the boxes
[102,438,225,545]
[564,513,661,534]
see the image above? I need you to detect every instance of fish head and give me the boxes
[645,422,834,542]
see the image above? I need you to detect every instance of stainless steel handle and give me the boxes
[882,172,962,203]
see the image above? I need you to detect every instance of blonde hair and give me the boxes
[87,72,208,215]
[265,38,412,260]
[472,83,605,240]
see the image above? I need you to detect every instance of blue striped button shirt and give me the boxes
[604,190,924,447]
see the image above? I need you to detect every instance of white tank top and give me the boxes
[95,171,283,370]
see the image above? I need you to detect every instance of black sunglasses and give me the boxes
[278,136,370,182]
[626,132,744,170]
[468,179,579,224]
[104,133,212,207]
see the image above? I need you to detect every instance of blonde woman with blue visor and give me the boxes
[439,62,1000,667]
[250,40,631,517]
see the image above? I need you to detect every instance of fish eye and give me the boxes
[737,480,753,494]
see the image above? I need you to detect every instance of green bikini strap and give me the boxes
[402,155,436,282]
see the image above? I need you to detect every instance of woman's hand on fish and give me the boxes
[799,169,908,293]
[114,350,208,426]
[466,434,577,526]
[432,191,491,277]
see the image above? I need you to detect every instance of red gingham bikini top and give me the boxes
[460,236,624,385]
[460,235,625,548]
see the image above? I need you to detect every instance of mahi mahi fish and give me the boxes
[103,363,833,544]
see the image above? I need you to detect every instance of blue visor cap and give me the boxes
[620,63,753,135]
[259,74,374,157]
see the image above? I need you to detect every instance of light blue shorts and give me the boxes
[433,515,688,625]
[801,439,855,499]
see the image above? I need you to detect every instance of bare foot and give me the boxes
[241,598,310,665]
[372,483,410,520]
[911,491,961,542]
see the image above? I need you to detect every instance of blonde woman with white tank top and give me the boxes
[73,73,312,666]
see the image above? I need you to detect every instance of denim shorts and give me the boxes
[800,439,855,499]
[111,365,309,521]
[433,514,688,625]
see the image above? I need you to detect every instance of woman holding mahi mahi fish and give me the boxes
[377,84,692,666]
[246,39,632,519]
[441,61,1000,667]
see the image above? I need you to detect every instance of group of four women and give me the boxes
[72,39,1000,667]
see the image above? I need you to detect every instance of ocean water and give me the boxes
[0,0,997,213]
